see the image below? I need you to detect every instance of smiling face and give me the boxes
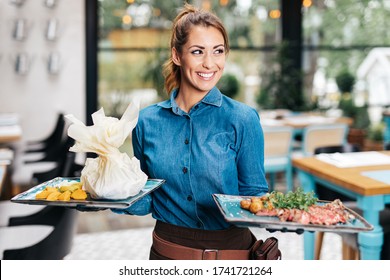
[172,25,226,97]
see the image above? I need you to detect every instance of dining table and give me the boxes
[0,113,22,144]
[0,164,8,199]
[292,151,390,260]
[260,110,353,138]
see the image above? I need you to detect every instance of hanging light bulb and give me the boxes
[220,0,229,6]
[269,9,281,19]
[303,0,312,8]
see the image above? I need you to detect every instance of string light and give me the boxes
[202,0,211,11]
[302,0,312,8]
[269,9,281,19]
[122,14,132,25]
[220,0,229,6]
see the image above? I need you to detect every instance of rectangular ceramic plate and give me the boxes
[213,194,373,233]
[11,177,165,209]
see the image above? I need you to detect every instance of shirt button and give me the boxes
[187,195,192,201]
[184,139,189,145]
[182,167,188,174]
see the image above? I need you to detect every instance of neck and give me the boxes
[175,88,207,113]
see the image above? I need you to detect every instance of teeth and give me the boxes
[198,72,214,78]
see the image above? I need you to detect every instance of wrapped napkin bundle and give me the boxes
[65,103,148,199]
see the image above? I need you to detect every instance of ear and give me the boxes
[171,47,181,66]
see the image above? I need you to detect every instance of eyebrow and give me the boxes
[189,44,225,49]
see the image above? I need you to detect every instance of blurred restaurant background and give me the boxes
[1,0,390,260]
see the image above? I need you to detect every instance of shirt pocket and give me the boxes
[207,131,237,184]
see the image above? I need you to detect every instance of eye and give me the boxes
[214,48,225,55]
[191,49,203,55]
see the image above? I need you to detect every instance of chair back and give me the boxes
[302,123,348,156]
[46,113,66,144]
[314,143,360,155]
[1,205,78,259]
[26,135,74,164]
[263,126,294,192]
[263,126,293,158]
[32,137,77,183]
[26,113,66,147]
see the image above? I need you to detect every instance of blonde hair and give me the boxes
[162,3,230,95]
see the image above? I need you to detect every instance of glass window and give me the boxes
[98,0,282,117]
[302,0,390,127]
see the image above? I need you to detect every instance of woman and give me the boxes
[114,3,268,260]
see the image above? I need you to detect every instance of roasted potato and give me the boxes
[36,190,50,199]
[249,200,264,213]
[46,191,61,201]
[35,181,87,201]
[240,199,251,210]
[71,189,87,200]
[58,190,72,201]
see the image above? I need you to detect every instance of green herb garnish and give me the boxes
[268,187,318,211]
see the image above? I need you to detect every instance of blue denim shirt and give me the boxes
[114,87,268,230]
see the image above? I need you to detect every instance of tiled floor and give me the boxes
[65,206,343,260]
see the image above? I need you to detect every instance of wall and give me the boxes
[0,0,85,141]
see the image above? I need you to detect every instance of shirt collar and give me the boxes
[157,87,223,110]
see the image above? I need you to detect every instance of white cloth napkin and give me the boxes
[316,151,390,168]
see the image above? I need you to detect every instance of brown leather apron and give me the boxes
[150,220,256,260]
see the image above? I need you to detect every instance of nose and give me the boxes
[202,53,213,69]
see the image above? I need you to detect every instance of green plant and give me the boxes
[353,105,371,130]
[334,70,370,130]
[336,70,357,118]
[256,42,305,111]
[338,93,356,118]
[142,49,169,99]
[335,70,355,93]
[368,122,385,142]
[217,73,240,99]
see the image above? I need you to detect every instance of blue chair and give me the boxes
[300,123,349,157]
[263,126,294,192]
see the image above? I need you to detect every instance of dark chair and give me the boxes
[314,144,360,202]
[2,206,78,259]
[12,136,74,190]
[1,135,80,260]
[32,151,81,184]
[31,135,84,185]
[24,113,66,154]
[24,133,73,164]
[385,142,390,151]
